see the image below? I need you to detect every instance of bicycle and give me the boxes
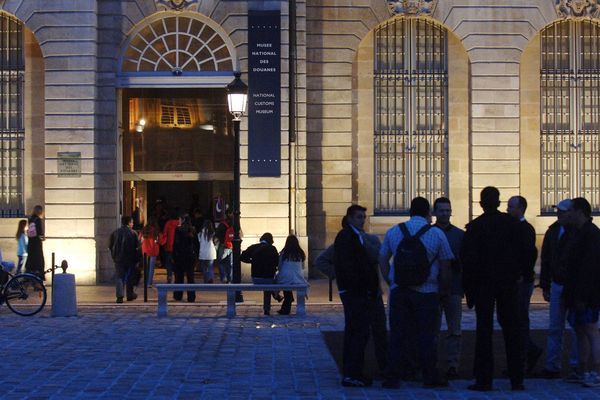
[0,267,47,316]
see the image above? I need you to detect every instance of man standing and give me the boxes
[379,197,453,388]
[563,198,600,387]
[433,197,465,380]
[539,199,579,379]
[240,232,280,315]
[109,216,140,303]
[462,187,524,391]
[334,204,386,387]
[507,195,543,374]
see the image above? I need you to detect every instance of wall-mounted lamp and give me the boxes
[135,118,146,133]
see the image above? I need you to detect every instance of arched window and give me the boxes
[0,13,24,217]
[374,17,448,214]
[541,20,600,212]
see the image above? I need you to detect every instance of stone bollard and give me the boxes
[51,272,77,317]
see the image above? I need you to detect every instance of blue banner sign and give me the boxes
[248,10,281,177]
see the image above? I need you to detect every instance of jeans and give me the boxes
[252,277,275,314]
[439,294,462,368]
[388,288,440,384]
[146,256,156,286]
[174,261,195,302]
[115,264,135,299]
[200,259,214,283]
[518,280,542,364]
[219,250,232,283]
[545,281,579,371]
[17,255,26,275]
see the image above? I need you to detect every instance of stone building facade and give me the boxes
[0,0,596,283]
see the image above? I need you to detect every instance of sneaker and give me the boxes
[341,376,373,387]
[565,370,585,384]
[583,372,600,388]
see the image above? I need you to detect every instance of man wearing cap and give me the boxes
[539,199,579,379]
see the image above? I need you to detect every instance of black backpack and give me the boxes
[393,223,433,287]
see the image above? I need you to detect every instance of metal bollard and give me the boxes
[51,258,77,317]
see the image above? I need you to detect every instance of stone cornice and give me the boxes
[556,0,600,18]
[388,0,437,16]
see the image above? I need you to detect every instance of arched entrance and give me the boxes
[117,12,237,227]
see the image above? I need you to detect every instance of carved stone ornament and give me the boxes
[555,0,600,18]
[388,0,437,16]
[156,0,199,11]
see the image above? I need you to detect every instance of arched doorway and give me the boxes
[117,12,237,227]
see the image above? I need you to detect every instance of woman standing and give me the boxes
[25,205,45,280]
[198,220,216,283]
[172,215,197,302]
[140,218,161,287]
[15,219,28,274]
[276,234,308,315]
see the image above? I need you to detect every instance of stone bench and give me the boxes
[156,283,309,317]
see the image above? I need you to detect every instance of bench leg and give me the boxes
[227,290,236,317]
[296,289,306,316]
[157,290,167,318]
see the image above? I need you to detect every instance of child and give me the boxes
[16,219,28,274]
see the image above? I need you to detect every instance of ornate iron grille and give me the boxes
[374,17,448,214]
[0,13,24,217]
[541,20,600,213]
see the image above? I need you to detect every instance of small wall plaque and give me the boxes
[57,152,81,177]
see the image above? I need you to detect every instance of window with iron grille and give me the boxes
[160,102,192,128]
[541,20,600,213]
[0,13,24,217]
[374,17,448,214]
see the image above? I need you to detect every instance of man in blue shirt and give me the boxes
[433,197,465,380]
[379,197,454,388]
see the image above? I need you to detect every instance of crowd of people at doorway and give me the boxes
[108,210,308,313]
[330,187,600,390]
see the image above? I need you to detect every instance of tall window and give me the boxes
[541,20,600,213]
[374,17,448,214]
[0,13,24,217]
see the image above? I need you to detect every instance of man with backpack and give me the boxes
[462,186,525,391]
[379,197,453,389]
[109,216,140,303]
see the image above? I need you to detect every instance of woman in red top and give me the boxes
[140,218,163,287]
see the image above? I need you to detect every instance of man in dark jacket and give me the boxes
[109,216,140,303]
[539,199,578,378]
[507,195,542,373]
[462,187,525,391]
[241,232,280,315]
[334,204,383,387]
[563,197,600,387]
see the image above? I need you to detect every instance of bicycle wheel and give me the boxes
[4,274,47,316]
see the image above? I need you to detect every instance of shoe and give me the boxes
[527,347,543,373]
[541,368,561,379]
[565,370,585,384]
[511,383,525,391]
[126,293,138,301]
[583,371,600,387]
[467,383,492,391]
[423,379,449,388]
[381,378,400,389]
[116,297,123,304]
[272,292,284,302]
[341,376,372,387]
[277,309,290,315]
[446,367,459,380]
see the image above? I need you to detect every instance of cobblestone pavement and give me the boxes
[1,303,599,399]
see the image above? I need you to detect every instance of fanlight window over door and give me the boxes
[541,20,600,213]
[121,14,234,73]
[374,17,448,214]
[0,13,24,217]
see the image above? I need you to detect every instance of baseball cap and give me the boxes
[552,199,572,211]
